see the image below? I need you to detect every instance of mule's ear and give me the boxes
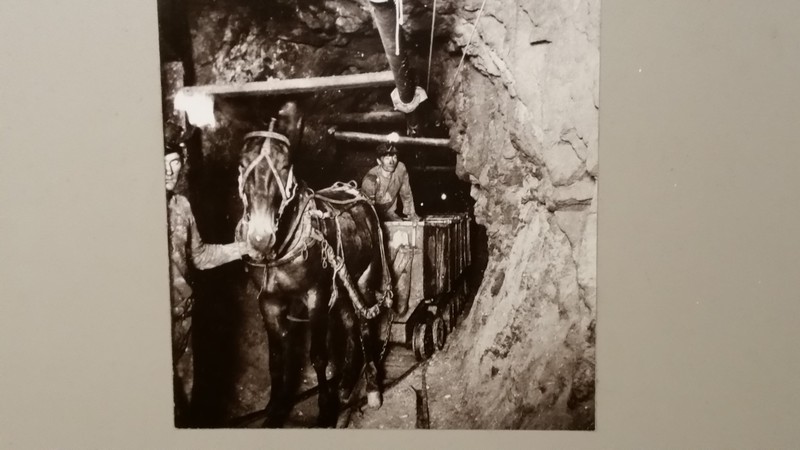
[177,124,198,143]
[277,100,302,142]
[295,115,304,139]
[285,166,296,196]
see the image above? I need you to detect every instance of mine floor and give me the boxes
[230,343,422,428]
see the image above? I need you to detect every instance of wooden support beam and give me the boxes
[179,71,396,97]
[319,111,406,125]
[295,162,456,172]
[405,165,456,172]
[332,131,451,148]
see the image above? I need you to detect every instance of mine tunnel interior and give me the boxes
[161,0,598,431]
[159,0,491,426]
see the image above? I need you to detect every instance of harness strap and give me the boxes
[238,161,394,319]
[239,131,296,213]
[245,238,315,269]
[308,196,395,317]
[275,189,312,256]
[242,189,315,269]
[244,131,290,146]
[311,228,384,320]
[312,181,366,205]
[262,137,290,205]
[236,131,297,260]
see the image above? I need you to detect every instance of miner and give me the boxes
[164,139,246,426]
[360,140,419,221]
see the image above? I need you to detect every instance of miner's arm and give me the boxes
[398,164,417,219]
[187,209,242,270]
[361,172,378,203]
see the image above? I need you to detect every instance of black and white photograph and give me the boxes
[9,0,800,446]
[158,0,598,429]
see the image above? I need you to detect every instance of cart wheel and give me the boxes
[429,314,446,351]
[412,321,433,361]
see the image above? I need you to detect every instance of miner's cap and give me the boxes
[376,142,399,156]
[164,141,185,157]
[164,125,196,157]
[377,132,400,156]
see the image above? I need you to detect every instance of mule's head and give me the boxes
[239,130,296,258]
[237,101,305,260]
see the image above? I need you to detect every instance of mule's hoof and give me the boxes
[336,410,353,429]
[338,388,354,406]
[367,391,382,409]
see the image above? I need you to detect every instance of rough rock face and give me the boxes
[420,0,599,429]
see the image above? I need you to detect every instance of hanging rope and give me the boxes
[426,0,437,92]
[395,0,404,56]
[443,0,488,105]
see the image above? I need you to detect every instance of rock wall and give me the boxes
[420,0,598,429]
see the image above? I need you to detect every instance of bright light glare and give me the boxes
[387,132,400,143]
[174,90,216,128]
[440,193,447,200]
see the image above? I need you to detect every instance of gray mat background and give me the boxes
[2,0,799,448]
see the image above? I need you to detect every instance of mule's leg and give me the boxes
[334,300,363,406]
[305,287,338,428]
[356,262,383,409]
[259,296,293,428]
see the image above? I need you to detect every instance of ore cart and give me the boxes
[382,213,472,361]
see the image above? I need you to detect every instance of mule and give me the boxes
[235,104,393,428]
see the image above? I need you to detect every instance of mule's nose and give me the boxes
[249,230,275,254]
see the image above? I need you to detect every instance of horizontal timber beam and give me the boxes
[404,166,455,172]
[319,111,406,125]
[332,131,451,148]
[295,162,457,173]
[179,71,396,97]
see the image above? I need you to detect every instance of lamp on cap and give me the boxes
[377,132,400,156]
[376,142,398,156]
[164,141,185,157]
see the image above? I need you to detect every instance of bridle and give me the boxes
[237,131,297,219]
[236,131,301,263]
